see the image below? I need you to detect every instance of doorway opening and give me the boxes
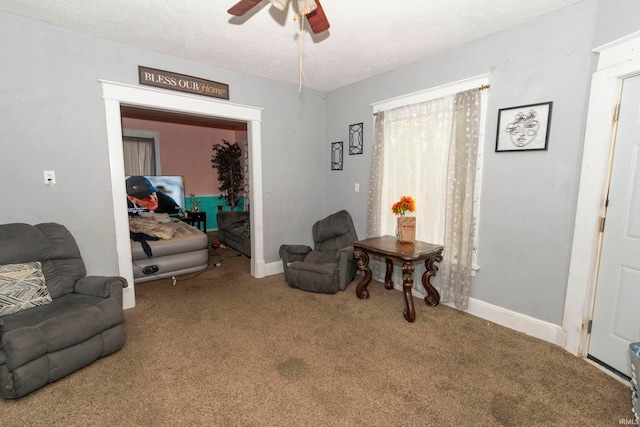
[101,80,265,309]
[121,106,251,266]
[564,32,640,376]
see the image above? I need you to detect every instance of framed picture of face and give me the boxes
[495,101,552,152]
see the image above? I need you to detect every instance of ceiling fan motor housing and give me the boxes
[228,0,329,34]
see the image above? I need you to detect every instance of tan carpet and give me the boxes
[0,242,633,426]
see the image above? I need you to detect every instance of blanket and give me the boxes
[129,216,175,240]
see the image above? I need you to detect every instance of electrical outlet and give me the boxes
[43,170,56,185]
[354,183,360,192]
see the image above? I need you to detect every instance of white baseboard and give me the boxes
[265,262,567,348]
[265,260,284,276]
[443,297,568,347]
[406,286,566,346]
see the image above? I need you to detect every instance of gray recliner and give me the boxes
[279,210,359,294]
[0,222,128,399]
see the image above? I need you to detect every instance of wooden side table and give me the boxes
[181,211,207,232]
[353,236,443,322]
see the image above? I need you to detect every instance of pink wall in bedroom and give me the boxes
[121,117,244,196]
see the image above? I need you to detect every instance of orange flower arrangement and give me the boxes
[391,196,416,216]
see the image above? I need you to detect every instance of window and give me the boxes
[122,129,161,176]
[369,75,489,308]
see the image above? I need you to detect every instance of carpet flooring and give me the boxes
[0,239,634,426]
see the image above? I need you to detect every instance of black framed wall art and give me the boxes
[331,141,343,170]
[349,123,363,155]
[495,101,553,152]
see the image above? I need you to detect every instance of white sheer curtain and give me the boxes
[368,89,481,309]
[367,111,385,239]
[441,90,481,309]
[380,96,454,244]
[123,136,155,176]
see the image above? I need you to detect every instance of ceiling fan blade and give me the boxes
[305,0,330,33]
[228,0,263,16]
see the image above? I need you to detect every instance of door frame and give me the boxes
[101,80,265,309]
[564,31,640,356]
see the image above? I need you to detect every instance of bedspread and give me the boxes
[128,215,176,240]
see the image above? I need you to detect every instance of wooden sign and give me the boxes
[138,66,229,100]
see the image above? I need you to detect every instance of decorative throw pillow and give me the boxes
[0,261,53,316]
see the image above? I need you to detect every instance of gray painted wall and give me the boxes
[0,11,326,273]
[593,0,640,47]
[2,0,640,327]
[324,0,604,325]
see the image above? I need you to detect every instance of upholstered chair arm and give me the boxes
[336,245,355,260]
[279,245,312,264]
[217,210,249,229]
[336,246,357,291]
[75,276,128,306]
[279,245,312,283]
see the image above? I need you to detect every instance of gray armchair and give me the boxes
[279,210,359,294]
[0,223,127,399]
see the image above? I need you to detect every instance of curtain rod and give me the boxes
[373,85,491,116]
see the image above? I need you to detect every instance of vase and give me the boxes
[397,216,416,243]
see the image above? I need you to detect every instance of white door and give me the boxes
[589,73,640,377]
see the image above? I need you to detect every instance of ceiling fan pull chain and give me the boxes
[298,13,306,92]
[229,0,327,91]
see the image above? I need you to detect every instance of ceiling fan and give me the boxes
[228,0,330,34]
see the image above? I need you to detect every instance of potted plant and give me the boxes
[211,139,244,210]
[392,195,416,243]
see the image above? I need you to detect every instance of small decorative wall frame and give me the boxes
[349,123,363,155]
[495,101,553,152]
[331,142,343,170]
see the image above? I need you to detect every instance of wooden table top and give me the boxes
[353,236,443,262]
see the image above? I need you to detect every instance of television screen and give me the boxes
[125,175,185,215]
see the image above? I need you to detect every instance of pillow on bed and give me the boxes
[0,261,53,316]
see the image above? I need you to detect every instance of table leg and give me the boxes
[384,259,394,289]
[354,250,372,299]
[402,262,416,322]
[422,253,443,307]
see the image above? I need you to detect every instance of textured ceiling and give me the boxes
[2,0,583,92]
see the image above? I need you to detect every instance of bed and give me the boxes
[129,213,209,284]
